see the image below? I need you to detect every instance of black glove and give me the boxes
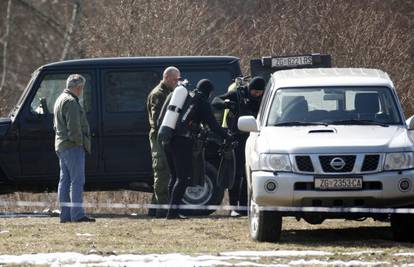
[223,99,237,110]
[225,133,234,144]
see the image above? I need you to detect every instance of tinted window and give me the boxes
[103,71,160,113]
[30,73,92,114]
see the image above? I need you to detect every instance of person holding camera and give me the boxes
[212,76,266,216]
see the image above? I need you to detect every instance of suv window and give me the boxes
[103,71,160,113]
[30,73,92,114]
[267,87,402,125]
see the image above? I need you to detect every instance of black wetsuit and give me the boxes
[166,90,228,218]
[211,87,262,209]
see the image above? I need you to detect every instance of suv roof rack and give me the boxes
[250,53,331,82]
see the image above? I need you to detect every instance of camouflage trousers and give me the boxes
[149,130,171,206]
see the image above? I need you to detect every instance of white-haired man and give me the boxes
[53,74,95,223]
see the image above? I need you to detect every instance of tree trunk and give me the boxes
[0,0,12,93]
[61,1,82,61]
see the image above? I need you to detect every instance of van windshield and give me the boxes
[267,87,402,126]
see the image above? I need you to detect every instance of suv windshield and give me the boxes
[267,87,402,126]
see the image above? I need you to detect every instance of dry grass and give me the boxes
[0,191,152,214]
[0,216,413,264]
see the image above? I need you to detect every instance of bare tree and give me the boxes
[0,0,12,93]
[61,0,82,61]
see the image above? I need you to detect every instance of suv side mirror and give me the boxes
[406,115,414,130]
[238,115,258,132]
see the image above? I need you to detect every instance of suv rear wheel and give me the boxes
[181,162,224,216]
[248,189,282,242]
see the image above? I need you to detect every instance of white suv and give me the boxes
[238,68,414,242]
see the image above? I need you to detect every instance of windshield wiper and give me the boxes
[272,121,329,126]
[330,119,389,127]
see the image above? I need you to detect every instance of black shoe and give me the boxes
[166,213,187,220]
[148,208,156,218]
[155,209,168,218]
[74,216,96,223]
[60,220,70,223]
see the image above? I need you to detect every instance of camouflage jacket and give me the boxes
[53,89,91,153]
[146,82,174,134]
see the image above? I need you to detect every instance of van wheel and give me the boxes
[391,214,414,242]
[249,189,282,242]
[180,162,224,216]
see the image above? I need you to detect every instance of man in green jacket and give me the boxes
[147,66,181,217]
[53,74,95,223]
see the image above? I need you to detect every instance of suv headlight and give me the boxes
[384,152,414,170]
[259,154,291,172]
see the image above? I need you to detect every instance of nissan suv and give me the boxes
[239,67,414,242]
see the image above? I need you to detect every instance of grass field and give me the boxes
[1,192,414,265]
[1,215,414,265]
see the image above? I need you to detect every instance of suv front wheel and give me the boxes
[248,189,282,242]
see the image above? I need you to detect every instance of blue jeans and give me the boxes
[56,146,86,222]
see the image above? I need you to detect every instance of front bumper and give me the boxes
[251,170,414,208]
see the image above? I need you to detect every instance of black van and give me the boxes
[0,56,242,214]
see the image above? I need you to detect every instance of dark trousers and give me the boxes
[166,136,194,217]
[229,134,248,208]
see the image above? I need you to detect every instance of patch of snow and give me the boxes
[289,259,389,266]
[0,252,286,267]
[394,253,414,257]
[76,233,95,237]
[220,250,333,257]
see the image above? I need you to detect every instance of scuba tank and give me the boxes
[158,82,189,145]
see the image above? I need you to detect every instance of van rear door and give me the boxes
[100,68,160,178]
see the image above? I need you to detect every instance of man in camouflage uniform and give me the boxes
[147,66,181,217]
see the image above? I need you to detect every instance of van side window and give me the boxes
[103,71,160,113]
[30,73,92,114]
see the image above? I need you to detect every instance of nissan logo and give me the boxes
[330,157,346,170]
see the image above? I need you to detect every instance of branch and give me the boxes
[15,0,66,37]
[60,1,82,61]
[0,0,12,93]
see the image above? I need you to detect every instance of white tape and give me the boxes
[1,200,414,214]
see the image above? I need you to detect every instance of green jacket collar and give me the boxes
[63,89,79,102]
[160,82,174,93]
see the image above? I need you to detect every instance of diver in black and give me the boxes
[211,76,266,216]
[166,79,230,219]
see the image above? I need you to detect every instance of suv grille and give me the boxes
[319,155,356,173]
[361,155,380,172]
[295,156,314,172]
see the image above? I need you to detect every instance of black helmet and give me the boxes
[248,76,266,91]
[196,79,214,97]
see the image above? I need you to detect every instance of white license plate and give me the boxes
[314,177,363,190]
[271,56,313,68]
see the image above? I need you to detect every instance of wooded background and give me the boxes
[1,0,413,116]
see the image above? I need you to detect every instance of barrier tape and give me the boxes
[1,200,414,214]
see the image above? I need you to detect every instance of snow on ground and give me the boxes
[0,250,400,267]
[288,259,389,266]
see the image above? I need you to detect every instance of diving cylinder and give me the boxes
[158,85,189,144]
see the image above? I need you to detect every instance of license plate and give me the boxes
[271,56,313,68]
[314,177,363,190]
